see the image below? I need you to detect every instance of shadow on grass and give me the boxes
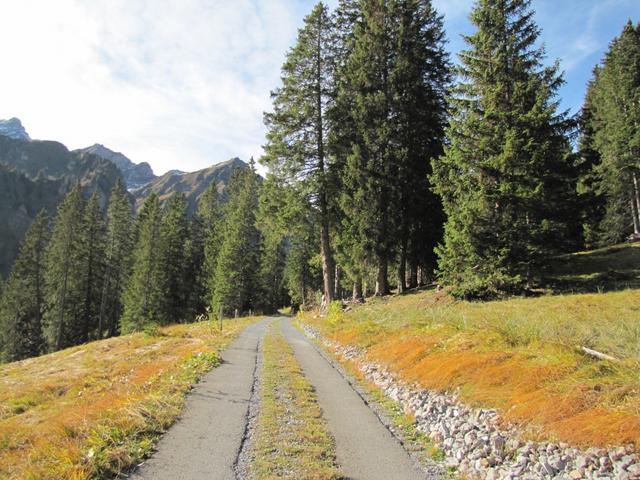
[541,242,640,294]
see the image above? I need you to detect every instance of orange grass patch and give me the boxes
[0,317,259,480]
[302,288,640,449]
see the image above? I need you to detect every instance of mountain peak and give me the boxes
[75,143,156,191]
[0,118,30,141]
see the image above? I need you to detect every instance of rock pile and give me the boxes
[302,325,640,480]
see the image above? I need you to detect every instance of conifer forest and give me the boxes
[0,0,638,362]
[3,2,640,480]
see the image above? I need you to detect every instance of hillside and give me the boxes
[74,144,156,191]
[0,134,124,276]
[132,157,249,214]
[300,243,640,451]
[0,165,64,277]
[0,120,250,278]
[0,316,258,479]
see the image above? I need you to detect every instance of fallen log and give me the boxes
[579,346,619,362]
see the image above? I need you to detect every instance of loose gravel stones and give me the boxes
[301,325,640,480]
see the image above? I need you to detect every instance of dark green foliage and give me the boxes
[0,211,49,361]
[263,2,337,304]
[335,0,450,295]
[78,193,106,342]
[158,193,190,322]
[43,184,87,351]
[211,164,261,316]
[431,0,576,298]
[98,179,133,338]
[582,21,640,245]
[197,182,223,312]
[577,71,606,249]
[255,175,290,313]
[121,194,163,333]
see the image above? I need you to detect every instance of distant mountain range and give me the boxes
[0,118,31,141]
[133,157,247,214]
[0,118,251,277]
[73,144,157,191]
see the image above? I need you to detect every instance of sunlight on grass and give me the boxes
[301,286,640,448]
[0,316,259,480]
[249,322,341,480]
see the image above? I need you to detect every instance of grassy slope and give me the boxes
[0,317,258,480]
[301,243,640,449]
[249,323,341,480]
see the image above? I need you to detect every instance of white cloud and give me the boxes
[433,0,472,22]
[0,0,309,174]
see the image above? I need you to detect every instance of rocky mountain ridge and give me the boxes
[73,144,157,191]
[0,118,250,277]
[0,118,30,141]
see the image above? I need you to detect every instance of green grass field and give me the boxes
[301,243,640,449]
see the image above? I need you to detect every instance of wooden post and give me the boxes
[219,307,223,332]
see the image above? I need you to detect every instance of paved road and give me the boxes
[280,318,427,480]
[129,317,429,480]
[129,319,270,480]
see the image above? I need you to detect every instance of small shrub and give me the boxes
[143,322,161,337]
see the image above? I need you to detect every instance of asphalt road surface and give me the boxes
[128,319,270,480]
[129,317,430,480]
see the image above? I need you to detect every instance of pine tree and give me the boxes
[335,0,449,295]
[43,184,86,351]
[98,179,133,338]
[255,175,292,313]
[577,69,606,248]
[211,164,261,317]
[585,21,640,244]
[431,0,576,298]
[263,2,338,306]
[337,0,399,295]
[390,0,450,291]
[0,211,49,361]
[158,193,190,323]
[197,182,223,312]
[78,192,105,342]
[120,194,163,333]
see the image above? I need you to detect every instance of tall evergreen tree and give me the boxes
[263,2,338,306]
[43,184,86,351]
[158,193,190,323]
[255,175,294,313]
[338,0,399,295]
[211,165,261,316]
[98,179,132,338]
[577,69,606,248]
[0,211,49,361]
[197,182,223,312]
[78,192,105,342]
[431,0,576,298]
[584,21,640,244]
[120,194,163,333]
[390,0,450,291]
[336,0,449,295]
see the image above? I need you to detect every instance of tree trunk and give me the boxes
[633,172,640,233]
[334,265,341,300]
[108,277,118,338]
[632,197,640,235]
[397,239,407,294]
[315,21,335,308]
[375,257,389,296]
[408,259,418,289]
[98,265,111,340]
[352,278,364,303]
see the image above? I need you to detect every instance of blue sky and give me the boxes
[0,0,638,175]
